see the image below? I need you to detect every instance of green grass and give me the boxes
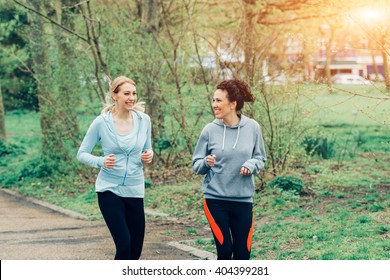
[296,84,390,126]
[252,188,389,260]
[1,86,390,258]
[144,176,390,259]
[172,181,389,260]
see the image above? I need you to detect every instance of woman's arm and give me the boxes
[77,117,105,168]
[242,123,267,174]
[192,129,211,175]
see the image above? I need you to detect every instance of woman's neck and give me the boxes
[113,108,132,120]
[222,113,240,126]
[112,109,134,135]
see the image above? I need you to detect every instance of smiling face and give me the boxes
[113,82,137,112]
[212,89,236,119]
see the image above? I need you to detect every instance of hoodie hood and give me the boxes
[102,110,143,130]
[212,114,250,150]
[212,114,250,128]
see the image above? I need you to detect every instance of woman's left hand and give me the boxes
[240,166,251,176]
[141,150,153,163]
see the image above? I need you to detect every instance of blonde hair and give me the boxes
[101,76,145,114]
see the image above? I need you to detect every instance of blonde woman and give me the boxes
[77,76,153,260]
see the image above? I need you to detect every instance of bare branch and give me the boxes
[5,49,41,84]
[332,87,390,100]
[13,0,88,42]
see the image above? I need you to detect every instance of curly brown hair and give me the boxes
[216,79,254,111]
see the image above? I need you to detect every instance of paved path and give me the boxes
[0,189,215,260]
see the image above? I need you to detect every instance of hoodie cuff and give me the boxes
[204,157,211,167]
[97,157,105,168]
[242,163,254,174]
[143,149,154,156]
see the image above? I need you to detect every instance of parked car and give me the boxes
[264,74,287,85]
[264,73,304,85]
[331,74,370,85]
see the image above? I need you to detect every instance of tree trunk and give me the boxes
[371,49,379,81]
[382,49,390,91]
[29,0,69,161]
[0,84,6,143]
[80,1,111,102]
[55,0,81,144]
[243,0,255,86]
[380,32,390,91]
[140,0,165,157]
[141,0,158,33]
[325,29,334,92]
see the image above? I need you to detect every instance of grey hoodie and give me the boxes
[192,115,267,203]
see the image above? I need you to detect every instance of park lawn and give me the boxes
[145,171,390,260]
[1,85,390,259]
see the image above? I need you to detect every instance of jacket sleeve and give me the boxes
[77,117,105,168]
[142,115,153,155]
[242,123,267,174]
[192,128,210,175]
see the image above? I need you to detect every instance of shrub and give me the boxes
[353,131,367,147]
[145,178,153,188]
[0,141,25,157]
[379,225,388,234]
[268,176,303,194]
[302,136,335,159]
[0,141,6,156]
[18,158,58,179]
[18,156,76,180]
[358,215,371,224]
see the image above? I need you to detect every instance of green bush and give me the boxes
[18,157,59,179]
[18,156,76,180]
[0,141,25,157]
[145,178,153,188]
[379,225,388,234]
[302,136,335,159]
[353,131,367,147]
[0,141,8,157]
[268,176,303,194]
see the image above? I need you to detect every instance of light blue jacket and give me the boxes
[192,115,266,202]
[77,110,152,189]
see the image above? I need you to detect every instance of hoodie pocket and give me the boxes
[206,172,254,198]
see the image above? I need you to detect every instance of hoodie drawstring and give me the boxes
[222,124,240,150]
[233,125,240,149]
[222,125,226,151]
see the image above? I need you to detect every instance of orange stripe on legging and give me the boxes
[203,199,224,245]
[247,212,254,252]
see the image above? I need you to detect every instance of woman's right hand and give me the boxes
[104,154,116,168]
[206,154,216,167]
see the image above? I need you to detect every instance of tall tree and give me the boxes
[27,0,70,161]
[139,0,165,156]
[0,2,38,111]
[0,84,5,143]
[53,0,81,144]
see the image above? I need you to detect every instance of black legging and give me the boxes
[97,191,145,260]
[204,198,254,260]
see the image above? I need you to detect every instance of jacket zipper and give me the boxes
[107,111,142,186]
[122,153,130,185]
